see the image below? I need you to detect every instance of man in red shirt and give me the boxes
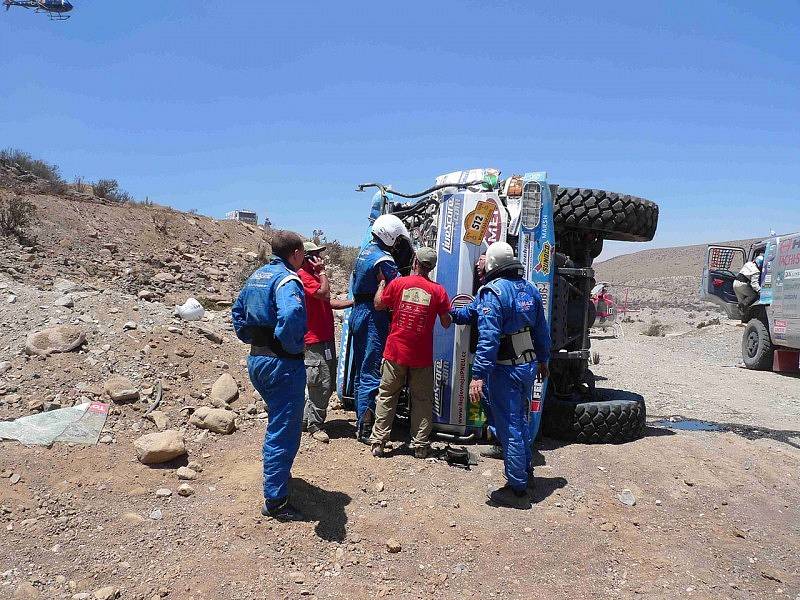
[298,242,353,443]
[370,247,452,458]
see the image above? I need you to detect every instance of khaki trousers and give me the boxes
[369,359,433,449]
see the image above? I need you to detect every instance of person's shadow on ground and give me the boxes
[529,476,567,504]
[324,417,357,440]
[290,477,351,542]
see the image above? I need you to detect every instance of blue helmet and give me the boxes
[755,255,764,268]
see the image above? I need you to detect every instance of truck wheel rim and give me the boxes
[746,331,759,357]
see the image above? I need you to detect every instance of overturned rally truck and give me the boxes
[337,169,659,444]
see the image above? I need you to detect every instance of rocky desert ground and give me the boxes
[1,162,798,600]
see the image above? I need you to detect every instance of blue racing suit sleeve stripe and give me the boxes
[450,297,478,325]
[378,258,399,284]
[532,293,551,364]
[231,290,251,343]
[274,279,306,355]
[472,290,502,381]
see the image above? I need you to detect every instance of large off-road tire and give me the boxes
[554,188,658,242]
[542,391,646,444]
[742,318,774,370]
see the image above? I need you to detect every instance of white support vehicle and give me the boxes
[701,232,800,370]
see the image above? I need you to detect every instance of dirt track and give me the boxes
[2,305,799,600]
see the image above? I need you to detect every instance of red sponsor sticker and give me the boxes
[484,198,502,244]
[530,399,542,412]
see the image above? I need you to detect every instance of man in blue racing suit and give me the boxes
[232,230,308,520]
[348,214,410,442]
[469,241,551,509]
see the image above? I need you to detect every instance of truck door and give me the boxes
[701,245,745,318]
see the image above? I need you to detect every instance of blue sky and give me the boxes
[2,1,798,258]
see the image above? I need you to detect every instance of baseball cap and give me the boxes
[303,241,326,254]
[416,247,438,269]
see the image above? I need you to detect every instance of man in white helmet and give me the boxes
[348,214,410,442]
[468,241,551,509]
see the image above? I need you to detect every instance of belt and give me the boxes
[735,274,750,284]
[249,325,304,360]
[250,345,304,360]
[497,350,537,367]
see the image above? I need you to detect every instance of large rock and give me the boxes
[210,373,238,404]
[25,325,86,356]
[103,376,139,403]
[134,430,187,464]
[189,407,236,434]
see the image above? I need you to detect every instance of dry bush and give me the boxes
[151,212,170,235]
[0,196,37,243]
[94,178,132,203]
[642,319,666,337]
[0,148,63,183]
[326,240,358,275]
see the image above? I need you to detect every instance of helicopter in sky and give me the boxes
[4,0,73,20]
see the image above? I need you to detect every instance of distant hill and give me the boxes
[593,239,756,309]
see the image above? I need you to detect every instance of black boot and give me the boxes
[479,444,504,459]
[486,484,531,509]
[261,498,305,521]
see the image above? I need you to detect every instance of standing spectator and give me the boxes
[298,241,353,443]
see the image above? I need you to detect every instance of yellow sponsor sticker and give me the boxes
[463,201,494,245]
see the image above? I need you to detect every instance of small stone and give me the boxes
[54,295,74,308]
[731,527,747,539]
[187,460,203,472]
[10,473,21,485]
[103,376,139,403]
[210,373,238,404]
[174,346,194,358]
[375,481,385,493]
[386,538,401,553]
[99,435,113,444]
[523,527,532,534]
[599,521,615,532]
[72,595,91,600]
[655,499,662,506]
[146,410,169,431]
[0,361,11,375]
[155,488,172,498]
[683,478,695,487]
[617,489,636,507]
[25,325,85,356]
[194,326,223,344]
[189,406,236,434]
[149,509,163,520]
[176,466,198,481]
[134,430,187,464]
[122,321,138,331]
[177,484,195,497]
[93,586,118,600]
[289,572,305,584]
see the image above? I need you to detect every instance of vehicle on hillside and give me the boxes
[701,233,800,371]
[225,210,258,226]
[336,169,659,444]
